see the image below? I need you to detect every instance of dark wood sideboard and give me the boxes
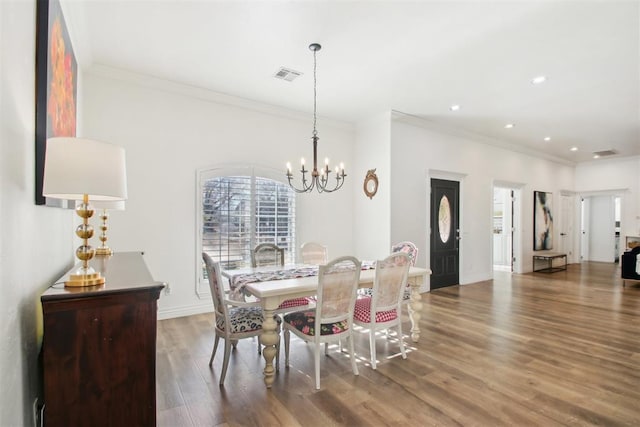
[41,252,165,426]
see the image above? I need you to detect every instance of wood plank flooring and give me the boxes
[156,262,640,426]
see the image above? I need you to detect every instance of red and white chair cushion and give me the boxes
[353,297,398,323]
[278,297,313,310]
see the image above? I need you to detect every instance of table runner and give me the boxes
[227,261,376,300]
[228,265,319,299]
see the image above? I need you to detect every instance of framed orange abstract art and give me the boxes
[35,0,78,205]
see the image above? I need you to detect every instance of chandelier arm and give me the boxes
[317,176,343,193]
[287,174,316,193]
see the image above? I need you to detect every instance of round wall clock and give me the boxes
[363,169,379,199]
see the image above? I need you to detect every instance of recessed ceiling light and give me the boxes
[593,154,600,159]
[570,147,578,152]
[504,123,514,129]
[543,136,551,141]
[450,104,460,111]
[532,75,547,84]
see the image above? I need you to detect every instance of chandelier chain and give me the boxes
[313,48,317,137]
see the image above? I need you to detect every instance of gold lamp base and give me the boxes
[95,247,113,256]
[65,272,105,287]
[65,196,106,288]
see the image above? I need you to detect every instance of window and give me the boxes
[198,167,296,294]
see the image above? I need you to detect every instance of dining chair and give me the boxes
[283,256,361,390]
[202,252,280,385]
[391,241,418,266]
[391,241,418,302]
[300,242,328,265]
[353,252,410,370]
[251,243,285,268]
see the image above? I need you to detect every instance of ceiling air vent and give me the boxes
[274,67,302,82]
[593,149,618,157]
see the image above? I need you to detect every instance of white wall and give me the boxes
[575,156,640,253]
[0,1,75,425]
[353,112,392,260]
[390,116,575,285]
[81,68,355,319]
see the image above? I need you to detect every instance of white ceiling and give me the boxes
[65,1,640,163]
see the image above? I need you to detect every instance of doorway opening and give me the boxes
[580,194,620,263]
[615,196,621,263]
[491,184,522,274]
[493,188,513,272]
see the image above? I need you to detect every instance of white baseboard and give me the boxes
[461,272,492,285]
[158,303,212,320]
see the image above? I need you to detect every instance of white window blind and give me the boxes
[200,171,296,275]
[202,176,253,270]
[254,177,296,260]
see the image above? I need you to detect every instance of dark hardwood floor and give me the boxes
[156,262,640,426]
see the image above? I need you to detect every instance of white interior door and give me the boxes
[559,194,575,263]
[580,198,590,262]
[512,189,522,273]
[586,196,615,262]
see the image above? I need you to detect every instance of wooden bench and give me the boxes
[533,252,567,273]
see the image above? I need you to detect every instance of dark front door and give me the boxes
[430,178,460,289]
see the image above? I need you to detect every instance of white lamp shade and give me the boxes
[43,137,128,201]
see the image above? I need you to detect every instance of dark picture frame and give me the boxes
[533,191,553,250]
[35,0,78,205]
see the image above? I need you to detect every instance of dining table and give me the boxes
[222,263,431,388]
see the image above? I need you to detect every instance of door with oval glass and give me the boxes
[430,178,460,289]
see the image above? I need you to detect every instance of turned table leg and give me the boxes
[407,277,423,343]
[260,302,279,388]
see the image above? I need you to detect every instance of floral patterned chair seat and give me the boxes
[283,310,348,336]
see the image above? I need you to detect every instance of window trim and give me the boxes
[195,164,296,298]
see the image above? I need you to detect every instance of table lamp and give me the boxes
[43,137,127,287]
[85,200,126,256]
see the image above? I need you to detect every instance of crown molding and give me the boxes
[576,154,640,167]
[85,64,354,132]
[391,110,577,167]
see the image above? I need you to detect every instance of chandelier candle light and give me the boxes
[286,43,346,193]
